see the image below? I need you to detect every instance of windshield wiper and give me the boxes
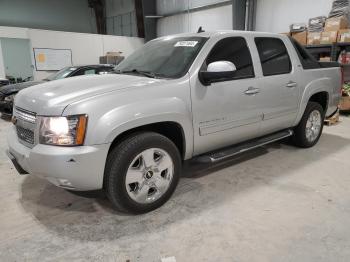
[119,69,156,78]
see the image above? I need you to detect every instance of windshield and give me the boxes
[115,36,207,79]
[44,67,76,81]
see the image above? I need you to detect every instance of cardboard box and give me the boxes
[280,32,291,36]
[307,32,322,45]
[292,31,307,45]
[320,31,338,44]
[338,29,350,42]
[324,16,348,32]
[99,55,124,65]
[319,56,331,62]
[340,96,350,111]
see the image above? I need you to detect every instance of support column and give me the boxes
[246,0,257,31]
[232,0,247,30]
[142,0,157,41]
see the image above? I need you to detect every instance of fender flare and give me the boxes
[293,78,330,126]
[90,97,194,159]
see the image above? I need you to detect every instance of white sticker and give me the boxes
[174,41,198,47]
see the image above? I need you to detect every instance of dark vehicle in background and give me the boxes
[0,64,114,116]
[0,78,9,87]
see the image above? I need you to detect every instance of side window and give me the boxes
[72,68,96,76]
[255,37,292,76]
[83,69,96,75]
[97,67,113,75]
[205,37,255,80]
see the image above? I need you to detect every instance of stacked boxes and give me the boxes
[338,29,350,42]
[291,31,307,45]
[320,16,348,44]
[307,32,322,45]
[320,31,339,44]
[289,15,350,45]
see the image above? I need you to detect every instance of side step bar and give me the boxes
[196,129,293,163]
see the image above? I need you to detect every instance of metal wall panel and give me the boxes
[106,0,138,37]
[157,0,230,15]
[256,0,333,33]
[157,4,232,36]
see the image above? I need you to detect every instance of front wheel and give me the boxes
[292,102,324,148]
[104,132,181,214]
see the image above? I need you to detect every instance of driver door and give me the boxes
[190,37,263,155]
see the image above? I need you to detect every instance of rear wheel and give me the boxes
[104,132,181,214]
[292,102,324,148]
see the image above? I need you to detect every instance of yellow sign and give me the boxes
[37,53,46,62]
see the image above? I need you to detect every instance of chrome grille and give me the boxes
[15,107,36,123]
[16,126,35,144]
[14,107,37,147]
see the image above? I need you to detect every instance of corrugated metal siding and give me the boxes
[156,4,232,36]
[106,0,138,37]
[157,0,230,15]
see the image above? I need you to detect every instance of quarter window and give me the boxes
[205,37,255,80]
[255,37,292,76]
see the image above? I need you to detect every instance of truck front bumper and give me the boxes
[7,126,110,191]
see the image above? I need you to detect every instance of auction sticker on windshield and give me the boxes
[174,41,198,47]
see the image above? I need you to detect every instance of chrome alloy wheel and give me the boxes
[125,148,174,204]
[306,110,322,143]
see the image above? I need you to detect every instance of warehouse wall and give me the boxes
[157,0,230,14]
[106,0,138,36]
[0,42,5,78]
[156,0,232,36]
[255,0,334,33]
[156,0,335,36]
[0,0,97,34]
[0,26,144,80]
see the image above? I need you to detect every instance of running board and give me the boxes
[196,129,293,163]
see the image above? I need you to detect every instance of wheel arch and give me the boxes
[108,121,188,160]
[293,79,331,126]
[308,91,329,113]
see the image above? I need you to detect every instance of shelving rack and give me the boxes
[305,42,350,82]
[304,42,350,61]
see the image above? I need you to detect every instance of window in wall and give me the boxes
[205,37,255,80]
[255,37,292,76]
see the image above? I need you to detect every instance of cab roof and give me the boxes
[157,30,284,40]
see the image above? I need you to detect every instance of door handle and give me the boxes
[286,81,297,88]
[244,87,260,95]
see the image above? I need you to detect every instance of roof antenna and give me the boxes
[197,26,205,33]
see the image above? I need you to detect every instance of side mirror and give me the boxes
[199,61,237,86]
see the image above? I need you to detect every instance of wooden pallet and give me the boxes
[324,110,340,126]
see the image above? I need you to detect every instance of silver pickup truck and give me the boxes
[7,31,341,213]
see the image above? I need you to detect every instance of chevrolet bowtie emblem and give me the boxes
[11,116,17,125]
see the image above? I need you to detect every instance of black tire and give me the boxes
[292,102,324,148]
[104,132,181,214]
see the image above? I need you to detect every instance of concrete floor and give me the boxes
[1,117,350,262]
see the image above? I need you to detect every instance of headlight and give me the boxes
[4,94,15,102]
[39,115,88,146]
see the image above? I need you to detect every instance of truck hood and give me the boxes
[15,74,164,115]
